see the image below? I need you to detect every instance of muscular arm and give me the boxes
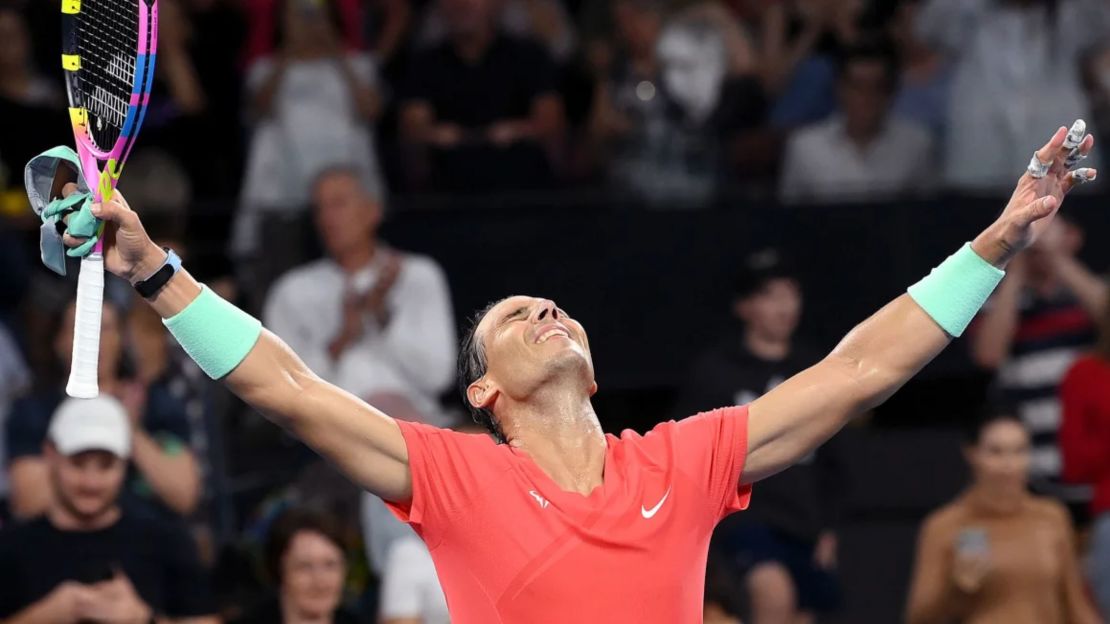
[744,293,950,483]
[144,266,412,502]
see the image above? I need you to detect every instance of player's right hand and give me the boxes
[60,184,165,285]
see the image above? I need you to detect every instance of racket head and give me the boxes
[62,0,158,203]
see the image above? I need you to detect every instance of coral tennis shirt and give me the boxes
[385,406,752,623]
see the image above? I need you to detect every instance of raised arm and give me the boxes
[743,124,1097,484]
[65,193,413,503]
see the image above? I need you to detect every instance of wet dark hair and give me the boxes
[264,507,346,584]
[964,407,1026,446]
[458,299,508,444]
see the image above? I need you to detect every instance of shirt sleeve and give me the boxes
[162,524,217,617]
[384,421,488,547]
[672,406,752,521]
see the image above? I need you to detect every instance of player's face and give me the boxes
[313,173,382,259]
[966,420,1031,494]
[469,296,596,412]
[736,278,802,343]
[281,530,346,619]
[49,447,126,520]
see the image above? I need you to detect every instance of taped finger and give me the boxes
[1069,168,1097,184]
[1027,152,1052,178]
[1065,148,1088,168]
[1064,119,1087,150]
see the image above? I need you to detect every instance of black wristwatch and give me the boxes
[134,247,182,299]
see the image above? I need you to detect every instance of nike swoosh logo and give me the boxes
[641,487,671,519]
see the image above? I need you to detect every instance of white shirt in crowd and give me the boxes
[380,535,451,624]
[917,0,1110,192]
[263,252,456,425]
[779,115,934,203]
[234,53,386,256]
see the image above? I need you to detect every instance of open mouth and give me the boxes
[535,326,571,344]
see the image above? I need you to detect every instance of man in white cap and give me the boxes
[0,397,217,624]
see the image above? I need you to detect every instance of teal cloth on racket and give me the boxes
[24,146,101,274]
[164,286,263,380]
[907,243,1005,337]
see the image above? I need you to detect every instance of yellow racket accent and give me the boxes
[68,107,87,128]
[62,54,81,71]
[62,0,80,13]
[99,159,122,199]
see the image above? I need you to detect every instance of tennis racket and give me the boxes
[62,0,158,397]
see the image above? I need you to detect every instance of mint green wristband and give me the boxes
[907,243,1005,337]
[163,286,262,379]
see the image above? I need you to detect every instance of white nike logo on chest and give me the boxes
[641,487,671,519]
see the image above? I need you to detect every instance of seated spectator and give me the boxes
[779,43,934,203]
[380,534,450,624]
[970,216,1107,516]
[1060,291,1110,620]
[672,250,843,624]
[264,167,456,425]
[234,0,384,259]
[887,0,951,139]
[0,396,218,622]
[0,322,29,522]
[905,411,1099,624]
[399,0,565,193]
[588,2,764,205]
[414,0,578,65]
[233,508,359,624]
[5,299,201,522]
[917,0,1109,192]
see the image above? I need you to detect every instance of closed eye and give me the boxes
[498,307,528,327]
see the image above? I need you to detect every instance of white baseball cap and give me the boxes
[48,396,131,459]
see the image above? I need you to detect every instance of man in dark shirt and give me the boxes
[399,0,564,193]
[673,249,844,624]
[0,395,217,623]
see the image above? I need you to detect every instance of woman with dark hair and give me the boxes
[234,508,359,624]
[905,411,1098,623]
[1061,291,1110,618]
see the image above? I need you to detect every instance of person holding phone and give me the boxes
[905,411,1098,624]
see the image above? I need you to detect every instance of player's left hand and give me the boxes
[972,121,1096,268]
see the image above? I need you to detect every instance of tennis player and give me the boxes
[63,123,1096,623]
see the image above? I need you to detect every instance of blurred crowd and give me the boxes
[4,0,1110,622]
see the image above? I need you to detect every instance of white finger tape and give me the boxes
[1064,119,1087,150]
[1065,148,1088,168]
[1070,168,1096,183]
[1027,152,1051,178]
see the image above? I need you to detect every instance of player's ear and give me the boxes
[468,378,496,410]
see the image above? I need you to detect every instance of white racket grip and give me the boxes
[67,252,104,398]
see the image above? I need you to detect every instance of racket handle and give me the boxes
[67,252,104,398]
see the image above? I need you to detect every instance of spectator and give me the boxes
[414,0,578,64]
[887,0,952,139]
[588,4,764,204]
[264,167,456,425]
[233,508,360,624]
[905,411,1099,624]
[779,43,934,203]
[379,534,450,624]
[0,396,218,622]
[970,216,1107,517]
[672,249,843,624]
[235,0,385,259]
[1060,291,1110,619]
[0,6,59,108]
[917,0,1110,192]
[5,299,202,522]
[399,0,565,193]
[0,323,29,521]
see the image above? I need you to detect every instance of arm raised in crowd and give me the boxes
[743,125,1096,484]
[63,189,414,504]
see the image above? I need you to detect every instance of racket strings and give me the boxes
[74,0,140,149]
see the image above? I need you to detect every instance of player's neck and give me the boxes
[507,389,606,495]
